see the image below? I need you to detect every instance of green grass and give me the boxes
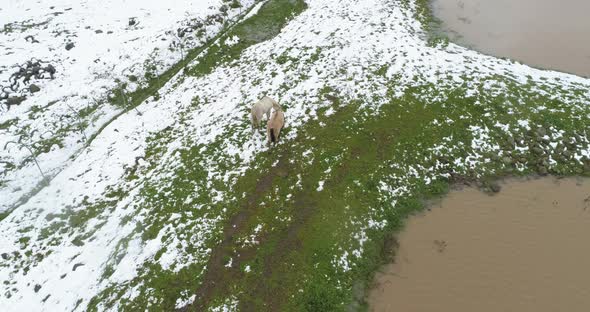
[0,118,18,131]
[0,210,10,222]
[400,0,448,46]
[200,78,590,311]
[84,71,589,311]
[189,0,307,76]
[6,0,590,310]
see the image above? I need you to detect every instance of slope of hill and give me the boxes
[1,0,589,311]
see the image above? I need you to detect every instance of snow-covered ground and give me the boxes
[1,0,589,310]
[0,0,256,212]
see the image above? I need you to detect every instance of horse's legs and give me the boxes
[276,128,281,143]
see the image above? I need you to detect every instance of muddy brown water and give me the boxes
[431,0,590,77]
[369,177,590,312]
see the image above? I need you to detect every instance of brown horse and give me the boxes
[267,105,285,145]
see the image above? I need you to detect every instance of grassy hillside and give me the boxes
[1,0,589,311]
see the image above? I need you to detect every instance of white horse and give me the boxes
[251,96,279,131]
[267,105,285,145]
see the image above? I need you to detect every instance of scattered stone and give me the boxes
[502,157,512,165]
[34,284,41,293]
[489,182,501,193]
[438,156,450,164]
[24,35,39,43]
[538,166,548,175]
[532,147,544,155]
[351,281,365,302]
[506,136,515,148]
[29,84,40,93]
[562,150,572,158]
[277,169,288,178]
[434,239,448,251]
[536,127,547,137]
[555,144,564,153]
[65,42,75,50]
[6,96,26,106]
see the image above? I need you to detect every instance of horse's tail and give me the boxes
[270,128,276,143]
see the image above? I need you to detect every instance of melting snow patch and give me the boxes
[317,180,325,191]
[225,36,240,47]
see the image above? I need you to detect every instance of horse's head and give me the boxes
[272,102,282,111]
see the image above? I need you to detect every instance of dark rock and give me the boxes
[65,42,75,50]
[538,166,548,175]
[95,29,103,34]
[277,169,288,178]
[34,284,41,293]
[532,147,544,155]
[1,253,8,260]
[6,96,26,106]
[24,35,39,43]
[29,84,40,93]
[351,281,365,302]
[72,263,85,271]
[346,301,361,312]
[107,30,113,34]
[490,182,501,193]
[128,18,136,26]
[506,136,515,148]
[536,127,547,137]
[555,144,564,153]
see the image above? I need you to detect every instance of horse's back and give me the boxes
[257,96,275,110]
[268,109,285,127]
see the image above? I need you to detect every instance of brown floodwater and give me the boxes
[369,177,590,312]
[431,0,590,77]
